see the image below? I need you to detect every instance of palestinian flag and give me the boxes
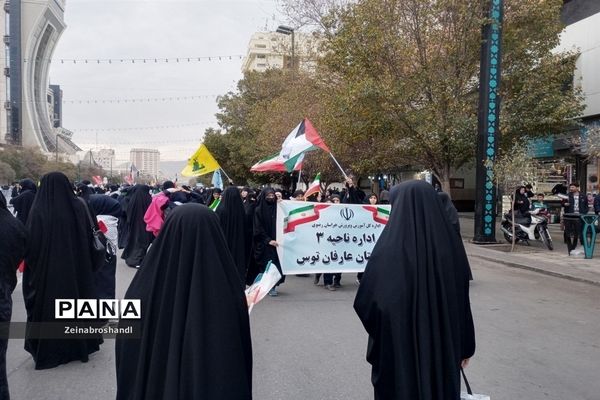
[362,206,390,224]
[251,153,304,173]
[283,204,330,233]
[251,118,329,173]
[303,173,321,200]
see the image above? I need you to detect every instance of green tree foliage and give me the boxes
[0,146,106,183]
[0,161,16,184]
[318,0,583,191]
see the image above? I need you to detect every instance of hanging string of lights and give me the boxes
[1,94,223,104]
[0,54,246,64]
[72,121,217,132]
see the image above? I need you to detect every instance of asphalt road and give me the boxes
[6,254,600,400]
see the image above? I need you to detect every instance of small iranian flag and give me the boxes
[303,173,321,199]
[283,204,330,233]
[362,206,390,224]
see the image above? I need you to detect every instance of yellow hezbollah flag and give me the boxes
[181,144,221,177]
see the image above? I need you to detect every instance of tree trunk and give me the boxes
[437,165,452,196]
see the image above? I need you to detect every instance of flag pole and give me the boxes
[219,167,234,185]
[329,153,349,180]
[297,169,302,187]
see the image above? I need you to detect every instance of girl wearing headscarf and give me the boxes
[253,188,284,296]
[115,204,252,400]
[24,172,103,370]
[215,186,247,286]
[121,185,153,268]
[0,193,26,396]
[9,178,37,225]
[244,190,260,286]
[354,180,475,400]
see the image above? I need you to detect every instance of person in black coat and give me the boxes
[354,180,475,400]
[513,186,530,216]
[9,178,37,225]
[562,182,589,253]
[0,193,26,397]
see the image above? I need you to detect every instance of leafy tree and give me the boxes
[0,161,16,185]
[316,0,583,191]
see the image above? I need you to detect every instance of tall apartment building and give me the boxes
[92,148,116,171]
[1,0,79,157]
[241,31,319,73]
[130,148,160,178]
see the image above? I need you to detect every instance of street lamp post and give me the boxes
[276,25,295,74]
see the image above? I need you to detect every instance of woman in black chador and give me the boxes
[215,186,247,286]
[0,193,26,397]
[9,178,37,225]
[24,172,102,370]
[354,180,475,400]
[253,188,284,295]
[115,204,252,400]
[121,185,153,268]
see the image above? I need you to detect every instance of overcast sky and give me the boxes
[50,0,282,162]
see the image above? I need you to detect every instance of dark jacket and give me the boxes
[594,195,600,215]
[562,192,589,214]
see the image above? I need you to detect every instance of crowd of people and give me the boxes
[513,182,600,254]
[0,172,475,400]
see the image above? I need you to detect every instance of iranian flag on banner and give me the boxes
[283,203,330,233]
[362,206,390,224]
[303,173,321,199]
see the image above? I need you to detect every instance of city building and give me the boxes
[130,148,160,178]
[1,0,80,157]
[527,0,600,194]
[241,31,319,73]
[92,148,116,171]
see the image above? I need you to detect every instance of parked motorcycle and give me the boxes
[501,208,553,250]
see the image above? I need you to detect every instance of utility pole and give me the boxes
[474,0,504,244]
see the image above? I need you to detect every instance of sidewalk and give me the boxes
[458,213,600,286]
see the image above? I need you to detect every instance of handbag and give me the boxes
[78,198,112,271]
[461,368,490,400]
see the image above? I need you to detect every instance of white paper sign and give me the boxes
[276,200,390,274]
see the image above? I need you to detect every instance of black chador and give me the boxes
[0,193,26,396]
[24,172,102,370]
[354,180,475,400]
[121,185,153,268]
[10,178,37,225]
[215,186,247,287]
[253,188,284,284]
[115,204,252,400]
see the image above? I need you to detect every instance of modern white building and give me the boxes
[1,0,79,156]
[92,148,116,171]
[241,31,320,73]
[130,148,160,178]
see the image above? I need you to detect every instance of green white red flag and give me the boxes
[303,173,321,199]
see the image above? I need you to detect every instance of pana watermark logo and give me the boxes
[55,299,141,319]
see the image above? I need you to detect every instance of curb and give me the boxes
[469,253,600,287]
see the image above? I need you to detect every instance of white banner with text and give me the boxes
[276,200,391,274]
